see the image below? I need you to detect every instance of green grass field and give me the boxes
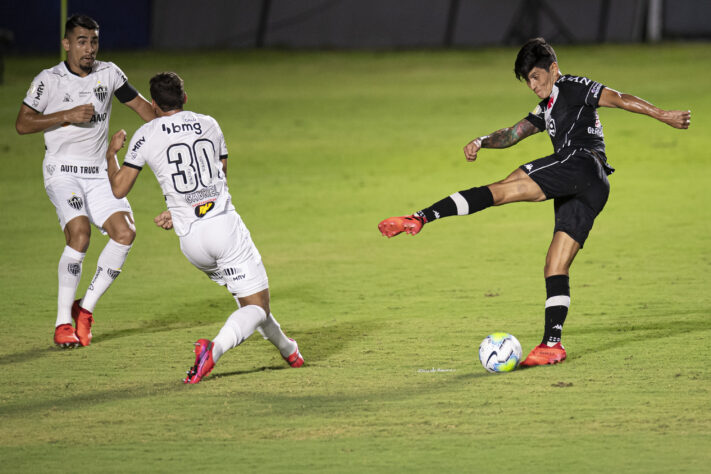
[1,44,710,473]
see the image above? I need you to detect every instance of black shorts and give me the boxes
[520,149,610,247]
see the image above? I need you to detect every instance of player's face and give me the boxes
[526,63,559,99]
[62,27,99,76]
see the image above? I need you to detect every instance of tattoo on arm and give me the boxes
[481,119,538,148]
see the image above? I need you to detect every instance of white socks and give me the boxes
[212,305,267,362]
[56,246,85,326]
[258,313,297,357]
[81,239,132,312]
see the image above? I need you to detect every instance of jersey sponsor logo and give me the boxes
[224,268,247,281]
[60,165,102,175]
[587,126,604,137]
[94,82,108,102]
[90,112,108,123]
[194,200,215,218]
[547,118,557,137]
[185,185,218,204]
[590,82,602,98]
[132,136,146,152]
[561,75,591,86]
[67,195,84,210]
[34,81,45,101]
[161,121,203,135]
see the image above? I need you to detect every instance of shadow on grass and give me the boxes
[0,319,197,367]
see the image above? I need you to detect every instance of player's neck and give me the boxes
[158,109,183,118]
[64,60,92,78]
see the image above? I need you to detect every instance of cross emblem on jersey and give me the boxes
[94,83,108,102]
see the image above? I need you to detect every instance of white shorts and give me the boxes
[179,211,269,297]
[45,175,133,231]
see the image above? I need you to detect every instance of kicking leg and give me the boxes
[521,231,580,367]
[378,168,545,237]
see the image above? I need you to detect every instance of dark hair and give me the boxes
[150,72,185,111]
[64,15,99,37]
[514,37,557,81]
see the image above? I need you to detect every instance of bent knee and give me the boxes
[112,227,136,245]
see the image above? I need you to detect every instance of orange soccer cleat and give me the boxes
[54,324,80,348]
[184,339,216,384]
[283,338,304,368]
[71,299,94,346]
[378,215,425,238]
[519,343,567,367]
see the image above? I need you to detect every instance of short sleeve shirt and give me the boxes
[23,61,136,179]
[524,74,606,154]
[123,111,233,237]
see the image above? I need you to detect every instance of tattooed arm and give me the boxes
[463,118,540,162]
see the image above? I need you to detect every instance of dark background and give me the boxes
[1,0,710,53]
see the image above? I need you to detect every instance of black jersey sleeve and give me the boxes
[114,81,139,103]
[560,76,605,108]
[524,103,546,131]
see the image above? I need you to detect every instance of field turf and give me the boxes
[1,44,710,473]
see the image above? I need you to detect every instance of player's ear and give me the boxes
[550,62,559,75]
[62,37,70,52]
[183,92,188,104]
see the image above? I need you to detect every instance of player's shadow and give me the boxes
[0,380,185,418]
[207,317,384,380]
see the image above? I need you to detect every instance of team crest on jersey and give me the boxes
[46,164,56,176]
[94,82,108,102]
[194,201,215,218]
[67,195,84,210]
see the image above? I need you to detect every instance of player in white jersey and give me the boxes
[15,15,156,348]
[105,72,303,383]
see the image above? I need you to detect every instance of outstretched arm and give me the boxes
[463,118,540,162]
[598,88,690,129]
[105,129,140,198]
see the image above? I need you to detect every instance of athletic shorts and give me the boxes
[520,148,610,247]
[179,211,269,297]
[45,175,133,231]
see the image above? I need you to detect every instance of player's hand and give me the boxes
[63,104,95,124]
[660,110,691,129]
[108,130,127,155]
[463,137,483,162]
[154,210,173,230]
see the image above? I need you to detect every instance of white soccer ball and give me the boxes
[478,332,522,373]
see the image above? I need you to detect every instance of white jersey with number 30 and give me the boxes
[124,111,234,237]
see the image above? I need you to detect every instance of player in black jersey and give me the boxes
[378,37,690,367]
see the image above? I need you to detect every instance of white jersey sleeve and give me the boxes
[123,111,235,237]
[23,69,52,113]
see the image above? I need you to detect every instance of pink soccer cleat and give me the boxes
[184,339,216,384]
[378,215,425,238]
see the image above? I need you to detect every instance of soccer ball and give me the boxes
[478,332,522,373]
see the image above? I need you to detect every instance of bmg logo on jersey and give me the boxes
[194,201,215,217]
[161,121,203,135]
